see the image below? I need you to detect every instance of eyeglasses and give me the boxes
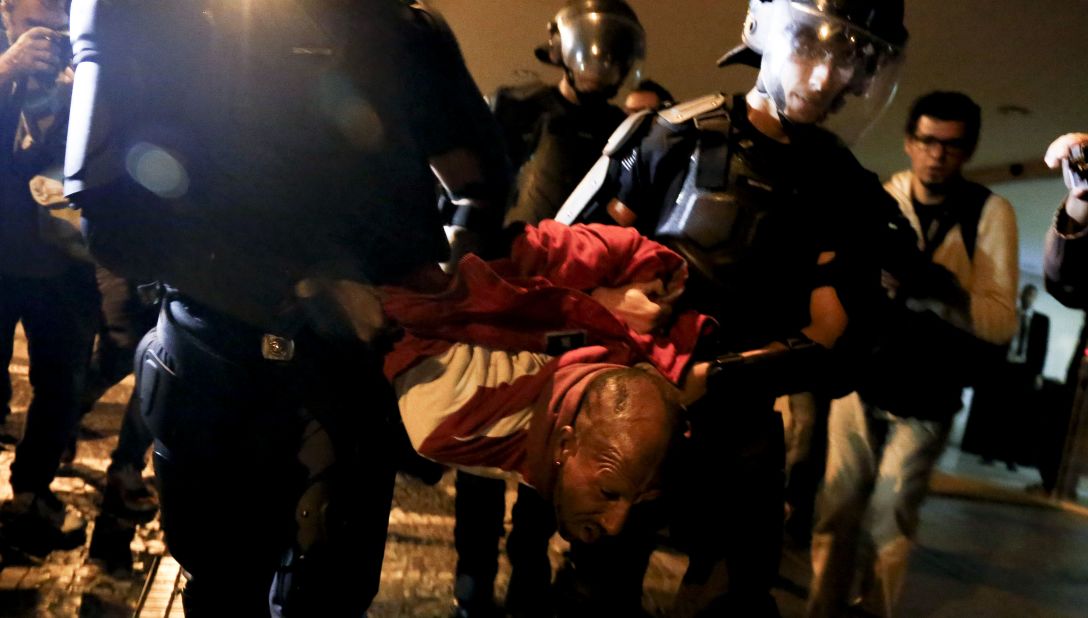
[911,133,971,157]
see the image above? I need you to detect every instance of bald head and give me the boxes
[577,367,679,448]
[551,367,682,544]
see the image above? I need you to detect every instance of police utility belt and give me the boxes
[157,286,300,367]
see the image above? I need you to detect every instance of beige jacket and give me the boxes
[884,171,1019,346]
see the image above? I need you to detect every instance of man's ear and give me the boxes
[553,425,576,466]
[903,135,912,157]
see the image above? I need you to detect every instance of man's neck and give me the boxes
[745,88,789,144]
[911,174,961,206]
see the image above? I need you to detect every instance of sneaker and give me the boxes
[103,464,158,521]
[0,490,87,557]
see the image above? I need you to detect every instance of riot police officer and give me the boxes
[495,0,643,228]
[452,3,644,617]
[557,0,912,614]
[63,0,507,615]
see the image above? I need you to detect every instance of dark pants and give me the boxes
[140,298,396,616]
[969,362,1036,466]
[558,394,785,618]
[0,266,98,494]
[80,265,158,470]
[454,471,557,611]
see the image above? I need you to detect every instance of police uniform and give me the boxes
[563,93,900,615]
[64,1,506,615]
[494,82,626,227]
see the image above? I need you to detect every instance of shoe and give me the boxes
[103,464,158,521]
[0,490,87,557]
[60,435,78,466]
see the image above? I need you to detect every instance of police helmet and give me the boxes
[535,0,646,99]
[723,0,908,141]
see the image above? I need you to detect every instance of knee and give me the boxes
[867,479,922,545]
[813,477,871,533]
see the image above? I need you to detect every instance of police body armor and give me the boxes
[495,83,623,227]
[652,97,812,348]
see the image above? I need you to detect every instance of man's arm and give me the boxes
[395,341,554,476]
[965,196,1020,345]
[403,2,512,259]
[506,220,686,291]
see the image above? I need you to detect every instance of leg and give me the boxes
[103,391,158,518]
[9,269,98,495]
[785,393,829,546]
[673,399,785,617]
[453,470,507,614]
[0,277,20,423]
[82,267,156,412]
[275,334,397,616]
[806,393,879,618]
[505,482,558,616]
[143,308,305,615]
[864,414,949,617]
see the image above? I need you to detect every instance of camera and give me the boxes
[50,29,73,65]
[1064,143,1088,192]
[28,29,71,91]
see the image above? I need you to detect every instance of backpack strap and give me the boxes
[923,182,991,260]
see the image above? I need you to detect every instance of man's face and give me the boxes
[624,90,661,115]
[772,28,859,124]
[551,382,671,544]
[905,116,972,190]
[2,0,67,43]
[1021,286,1037,310]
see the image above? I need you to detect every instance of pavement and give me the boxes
[2,324,1087,617]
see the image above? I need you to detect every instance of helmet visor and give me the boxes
[759,1,904,142]
[557,10,646,94]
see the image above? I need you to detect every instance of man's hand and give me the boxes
[0,27,65,84]
[29,174,67,208]
[591,276,680,335]
[1044,132,1088,227]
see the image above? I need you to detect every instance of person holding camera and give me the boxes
[0,0,98,558]
[1042,133,1088,499]
[1044,132,1088,306]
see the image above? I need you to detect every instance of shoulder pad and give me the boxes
[657,93,729,126]
[602,109,655,156]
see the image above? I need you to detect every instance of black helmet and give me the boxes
[535,0,646,99]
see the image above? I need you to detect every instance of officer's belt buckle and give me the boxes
[262,334,295,362]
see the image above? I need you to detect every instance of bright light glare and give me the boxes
[125,142,189,199]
